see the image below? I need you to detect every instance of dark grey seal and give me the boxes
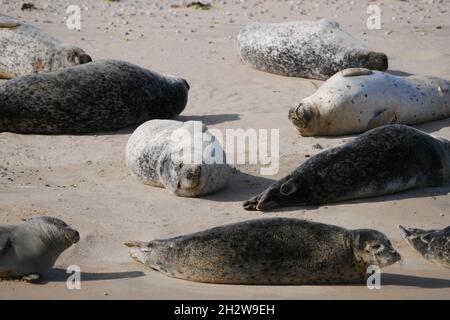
[237,19,388,80]
[244,125,450,211]
[0,60,189,134]
[125,218,400,285]
[399,225,450,269]
[0,216,79,282]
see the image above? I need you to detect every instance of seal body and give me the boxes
[237,20,387,80]
[244,125,450,211]
[0,14,91,79]
[399,225,450,269]
[126,120,230,197]
[289,68,450,136]
[0,60,189,134]
[0,216,79,280]
[126,218,400,285]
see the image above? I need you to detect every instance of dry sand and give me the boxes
[0,0,449,299]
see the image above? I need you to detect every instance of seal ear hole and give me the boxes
[280,181,297,196]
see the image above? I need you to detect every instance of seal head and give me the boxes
[351,229,401,269]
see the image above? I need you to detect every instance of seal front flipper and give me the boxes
[0,15,21,28]
[0,231,11,255]
[368,109,397,129]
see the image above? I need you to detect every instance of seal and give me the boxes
[237,19,388,80]
[244,125,450,211]
[125,218,400,285]
[0,60,190,134]
[289,68,450,136]
[398,225,450,269]
[0,216,80,282]
[0,14,92,79]
[126,119,230,197]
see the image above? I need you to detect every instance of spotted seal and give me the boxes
[244,125,450,211]
[289,68,450,136]
[0,14,91,79]
[125,218,400,285]
[0,60,189,134]
[237,19,387,80]
[0,216,80,282]
[399,225,450,269]
[126,120,230,197]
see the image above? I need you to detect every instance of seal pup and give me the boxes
[125,218,400,285]
[398,225,450,269]
[289,68,450,136]
[0,60,189,134]
[244,125,450,211]
[237,19,387,80]
[0,216,80,282]
[126,120,230,197]
[0,14,91,79]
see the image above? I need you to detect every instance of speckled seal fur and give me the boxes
[237,19,387,80]
[0,60,190,134]
[289,68,450,136]
[125,218,400,285]
[0,14,91,79]
[0,216,79,281]
[244,125,450,211]
[126,120,230,197]
[399,225,450,269]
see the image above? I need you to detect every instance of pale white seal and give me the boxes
[126,120,230,197]
[0,216,79,282]
[0,14,91,79]
[237,19,387,80]
[289,68,450,136]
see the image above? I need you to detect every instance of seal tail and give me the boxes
[124,241,158,265]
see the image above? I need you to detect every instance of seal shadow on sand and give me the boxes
[33,268,145,285]
[77,113,241,136]
[259,183,450,213]
[204,171,276,202]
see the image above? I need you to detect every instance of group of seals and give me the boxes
[126,120,230,197]
[243,125,450,211]
[126,218,400,285]
[237,19,388,80]
[0,14,91,79]
[0,216,79,282]
[0,60,189,134]
[289,68,450,136]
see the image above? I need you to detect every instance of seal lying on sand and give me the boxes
[126,120,230,197]
[399,225,450,269]
[237,19,387,80]
[0,216,79,282]
[244,125,450,211]
[289,68,450,136]
[0,60,189,134]
[125,218,400,285]
[0,14,91,79]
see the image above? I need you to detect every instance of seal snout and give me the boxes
[366,51,388,72]
[288,102,315,136]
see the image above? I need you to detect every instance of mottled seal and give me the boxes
[0,14,91,79]
[0,60,189,134]
[125,218,400,285]
[237,19,387,80]
[289,68,450,136]
[0,216,80,281]
[399,225,450,269]
[126,120,230,197]
[244,125,450,211]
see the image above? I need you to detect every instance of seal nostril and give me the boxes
[182,79,190,91]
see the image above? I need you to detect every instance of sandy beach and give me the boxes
[0,0,449,299]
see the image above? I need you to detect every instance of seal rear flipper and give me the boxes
[0,15,21,28]
[368,109,397,129]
